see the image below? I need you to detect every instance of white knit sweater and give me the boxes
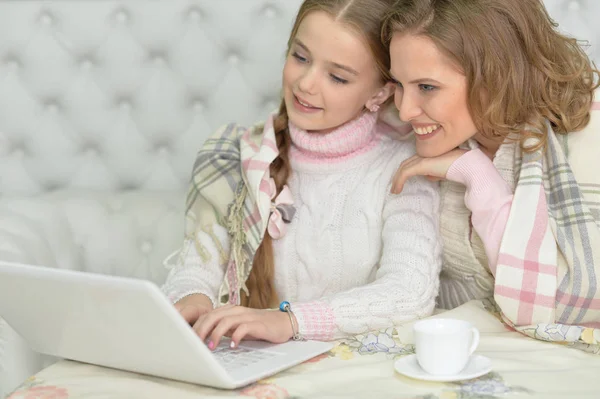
[437,140,516,309]
[162,112,442,340]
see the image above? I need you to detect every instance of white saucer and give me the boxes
[394,354,492,382]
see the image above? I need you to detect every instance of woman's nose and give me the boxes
[395,89,422,122]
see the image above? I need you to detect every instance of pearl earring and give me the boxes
[368,104,380,113]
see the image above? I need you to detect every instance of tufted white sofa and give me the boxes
[0,0,304,395]
[0,0,598,396]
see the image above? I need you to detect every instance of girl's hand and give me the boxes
[192,305,294,349]
[391,149,468,194]
[175,293,214,325]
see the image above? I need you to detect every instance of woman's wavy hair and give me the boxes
[382,0,600,151]
[241,0,395,309]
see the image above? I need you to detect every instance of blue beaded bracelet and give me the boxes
[279,301,303,341]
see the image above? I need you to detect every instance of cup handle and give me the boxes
[469,327,480,355]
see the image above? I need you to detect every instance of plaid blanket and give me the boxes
[494,107,600,351]
[183,117,279,305]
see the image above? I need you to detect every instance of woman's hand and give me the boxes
[391,149,467,194]
[192,305,294,349]
[174,293,214,326]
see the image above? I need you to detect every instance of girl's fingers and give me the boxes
[194,306,250,342]
[230,322,267,348]
[192,312,210,338]
[208,316,253,349]
[230,323,252,348]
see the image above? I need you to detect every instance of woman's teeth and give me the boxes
[413,124,440,135]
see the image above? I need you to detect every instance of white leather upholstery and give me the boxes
[0,0,597,395]
[0,0,303,194]
[0,1,304,395]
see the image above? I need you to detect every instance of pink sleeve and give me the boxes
[290,301,336,341]
[446,149,513,275]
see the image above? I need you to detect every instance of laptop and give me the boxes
[0,261,334,389]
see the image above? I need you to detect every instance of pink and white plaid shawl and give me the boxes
[494,106,600,346]
[184,117,279,305]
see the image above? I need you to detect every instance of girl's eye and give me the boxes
[419,84,437,92]
[330,74,348,84]
[292,52,308,63]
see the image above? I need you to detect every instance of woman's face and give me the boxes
[389,33,479,157]
[282,11,390,133]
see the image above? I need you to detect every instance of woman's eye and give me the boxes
[419,84,437,92]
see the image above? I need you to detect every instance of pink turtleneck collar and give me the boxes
[288,111,379,163]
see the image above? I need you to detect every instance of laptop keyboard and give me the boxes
[212,345,280,371]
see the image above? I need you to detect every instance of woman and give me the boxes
[384,0,600,351]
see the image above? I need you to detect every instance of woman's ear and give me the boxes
[365,82,395,112]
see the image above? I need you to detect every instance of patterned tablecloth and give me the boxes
[6,300,600,399]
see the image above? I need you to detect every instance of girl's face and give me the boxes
[389,33,479,157]
[282,11,392,133]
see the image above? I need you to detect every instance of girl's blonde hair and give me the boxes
[242,0,395,309]
[382,0,600,151]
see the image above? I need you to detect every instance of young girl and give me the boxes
[161,0,441,349]
[385,0,600,350]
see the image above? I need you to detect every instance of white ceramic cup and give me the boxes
[413,318,480,376]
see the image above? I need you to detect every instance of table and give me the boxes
[7,300,600,399]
